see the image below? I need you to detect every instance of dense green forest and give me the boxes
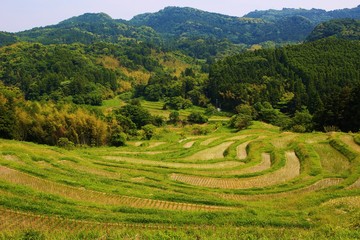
[208,38,360,131]
[244,5,360,23]
[1,7,360,147]
[306,19,360,41]
[0,41,205,147]
[130,7,314,45]
[130,6,360,45]
[16,13,162,46]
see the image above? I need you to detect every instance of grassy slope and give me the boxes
[0,122,359,239]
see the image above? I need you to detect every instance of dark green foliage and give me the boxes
[0,42,117,105]
[244,5,360,24]
[288,108,314,133]
[57,138,75,150]
[131,5,360,49]
[169,111,180,124]
[21,229,45,240]
[0,41,165,106]
[142,124,156,140]
[187,112,208,124]
[16,13,162,46]
[208,38,360,131]
[110,129,127,147]
[119,104,153,129]
[229,114,252,130]
[0,31,18,47]
[113,113,137,135]
[130,7,314,45]
[307,19,360,41]
[254,102,291,128]
[151,115,165,127]
[0,83,21,139]
[164,97,192,110]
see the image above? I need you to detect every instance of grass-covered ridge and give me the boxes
[0,122,359,239]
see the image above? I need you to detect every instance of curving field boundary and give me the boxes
[220,178,344,201]
[170,151,300,189]
[205,152,271,176]
[103,156,242,169]
[236,141,251,160]
[0,166,231,212]
[183,141,196,149]
[185,142,235,161]
[340,135,360,153]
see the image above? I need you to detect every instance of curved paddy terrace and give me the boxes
[0,122,359,238]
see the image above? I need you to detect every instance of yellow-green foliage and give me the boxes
[354,134,360,145]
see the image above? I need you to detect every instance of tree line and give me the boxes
[208,38,360,131]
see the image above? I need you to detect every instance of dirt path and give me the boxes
[236,141,250,160]
[185,142,235,161]
[183,141,195,149]
[347,178,360,189]
[200,137,219,146]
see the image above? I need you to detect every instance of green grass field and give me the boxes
[102,97,230,121]
[0,122,359,239]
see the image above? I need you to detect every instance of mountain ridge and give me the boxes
[1,5,360,55]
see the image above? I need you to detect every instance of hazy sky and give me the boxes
[1,0,359,32]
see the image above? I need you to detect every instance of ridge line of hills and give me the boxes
[1,5,360,50]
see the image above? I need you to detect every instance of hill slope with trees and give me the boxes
[306,19,360,41]
[208,38,360,132]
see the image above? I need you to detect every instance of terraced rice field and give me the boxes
[0,122,359,238]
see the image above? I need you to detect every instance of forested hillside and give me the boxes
[244,5,360,23]
[2,5,360,57]
[208,38,360,131]
[306,19,360,41]
[0,32,215,146]
[131,6,360,45]
[130,7,314,45]
[1,6,360,148]
[16,13,162,46]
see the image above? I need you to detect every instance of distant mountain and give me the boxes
[130,6,360,45]
[306,19,360,41]
[0,32,18,47]
[129,6,314,44]
[1,5,360,54]
[15,13,162,45]
[244,5,360,24]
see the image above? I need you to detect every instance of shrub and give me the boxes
[164,97,192,110]
[152,115,165,127]
[57,137,75,150]
[229,114,252,130]
[187,112,208,124]
[110,131,127,147]
[169,111,180,124]
[142,124,157,140]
